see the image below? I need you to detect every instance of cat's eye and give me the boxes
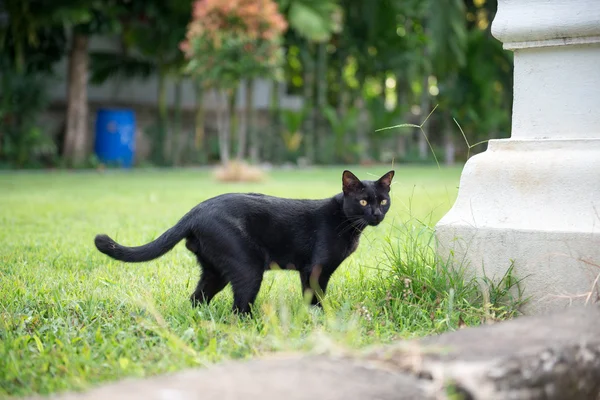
[359,199,368,206]
[381,199,388,206]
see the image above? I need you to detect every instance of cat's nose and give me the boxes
[373,209,382,217]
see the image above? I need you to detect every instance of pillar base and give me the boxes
[435,138,600,314]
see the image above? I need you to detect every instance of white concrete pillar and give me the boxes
[435,0,600,314]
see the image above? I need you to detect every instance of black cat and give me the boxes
[94,170,394,315]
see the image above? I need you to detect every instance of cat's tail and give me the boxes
[94,215,191,263]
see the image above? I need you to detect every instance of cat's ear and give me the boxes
[377,170,395,191]
[342,170,363,194]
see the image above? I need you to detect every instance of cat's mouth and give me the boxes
[368,216,384,226]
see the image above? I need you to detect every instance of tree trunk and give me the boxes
[0,74,7,157]
[215,88,231,165]
[395,75,408,160]
[193,81,206,163]
[337,51,348,116]
[338,55,356,163]
[247,79,258,163]
[355,97,369,163]
[10,13,25,75]
[151,68,168,165]
[267,79,282,163]
[418,25,432,161]
[315,42,328,160]
[444,132,456,165]
[444,114,456,165]
[355,74,369,163]
[396,134,407,161]
[172,78,183,165]
[418,73,430,160]
[236,80,250,160]
[63,32,89,166]
[301,44,316,163]
[228,88,237,161]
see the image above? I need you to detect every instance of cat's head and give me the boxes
[341,170,395,226]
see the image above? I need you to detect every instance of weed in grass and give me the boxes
[368,209,527,338]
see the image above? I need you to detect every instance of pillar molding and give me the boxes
[435,0,600,314]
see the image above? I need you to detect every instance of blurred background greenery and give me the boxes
[0,0,512,169]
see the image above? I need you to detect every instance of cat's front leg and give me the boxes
[300,264,333,307]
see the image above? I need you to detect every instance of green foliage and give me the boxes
[0,1,67,167]
[278,0,342,43]
[86,0,194,166]
[0,0,514,167]
[377,214,526,333]
[0,0,157,168]
[89,52,154,85]
[89,0,191,85]
[0,70,56,167]
[322,105,359,161]
[0,0,66,74]
[452,28,513,144]
[0,0,125,74]
[183,0,288,88]
[280,108,308,153]
[367,97,402,138]
[186,34,286,89]
[427,0,468,77]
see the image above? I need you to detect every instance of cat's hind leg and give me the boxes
[190,264,228,306]
[186,236,228,306]
[194,228,264,315]
[185,236,200,253]
[229,264,264,315]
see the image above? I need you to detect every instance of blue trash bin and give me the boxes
[94,108,136,168]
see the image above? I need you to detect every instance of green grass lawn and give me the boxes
[0,165,521,397]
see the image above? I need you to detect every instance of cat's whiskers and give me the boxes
[334,215,362,231]
[336,222,356,236]
[336,217,367,236]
